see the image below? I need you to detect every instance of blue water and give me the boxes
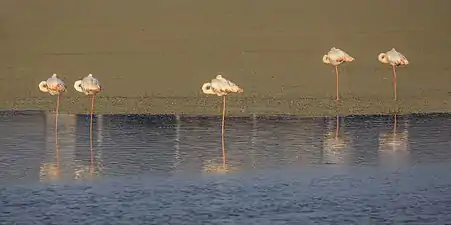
[1,111,451,224]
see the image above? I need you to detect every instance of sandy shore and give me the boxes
[1,0,450,115]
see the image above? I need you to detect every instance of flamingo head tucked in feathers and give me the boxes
[74,80,83,93]
[38,81,48,93]
[201,83,216,95]
[378,53,389,64]
[322,55,331,64]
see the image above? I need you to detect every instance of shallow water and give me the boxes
[1,111,451,224]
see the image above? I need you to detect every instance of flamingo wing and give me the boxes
[327,48,353,65]
[46,76,66,94]
[210,78,228,95]
[395,51,409,65]
[224,79,243,93]
[388,49,409,66]
[333,48,354,62]
[55,78,66,92]
[215,76,243,93]
[82,76,102,94]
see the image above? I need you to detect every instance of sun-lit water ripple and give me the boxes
[1,111,451,224]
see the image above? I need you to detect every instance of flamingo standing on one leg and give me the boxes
[74,74,102,142]
[202,74,243,154]
[39,73,67,132]
[378,48,409,101]
[322,47,355,101]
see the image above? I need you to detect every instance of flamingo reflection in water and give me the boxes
[39,114,76,181]
[201,74,243,173]
[378,114,410,166]
[201,145,242,173]
[324,115,347,150]
[39,134,61,181]
[73,138,97,180]
[378,114,409,151]
[202,157,229,174]
[74,115,104,180]
[74,116,104,180]
[323,115,348,164]
[38,74,67,133]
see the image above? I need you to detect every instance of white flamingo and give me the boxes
[74,74,102,135]
[39,73,66,130]
[202,74,243,152]
[378,48,409,101]
[322,47,355,101]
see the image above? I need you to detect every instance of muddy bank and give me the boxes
[4,95,451,116]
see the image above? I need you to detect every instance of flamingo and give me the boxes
[202,74,243,152]
[322,47,355,101]
[74,74,102,136]
[38,73,66,131]
[378,48,409,101]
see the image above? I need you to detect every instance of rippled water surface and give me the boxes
[1,111,451,224]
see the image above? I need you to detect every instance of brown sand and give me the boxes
[1,0,451,116]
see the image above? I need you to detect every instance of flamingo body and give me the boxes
[74,74,102,95]
[201,75,243,96]
[39,74,66,95]
[322,47,355,66]
[378,48,409,66]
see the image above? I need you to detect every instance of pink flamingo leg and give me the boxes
[335,115,339,139]
[394,113,397,134]
[55,133,61,179]
[335,65,340,101]
[55,94,60,133]
[221,95,227,170]
[392,65,397,101]
[90,95,95,139]
[90,129,94,176]
[90,95,95,175]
